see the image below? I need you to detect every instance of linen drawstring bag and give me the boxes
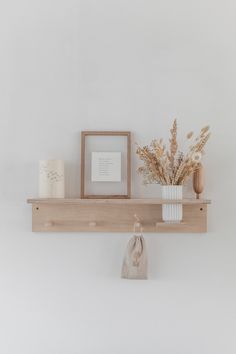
[121,220,148,279]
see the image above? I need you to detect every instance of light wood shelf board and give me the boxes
[28,198,210,233]
[27,198,211,205]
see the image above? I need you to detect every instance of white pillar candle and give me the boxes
[39,160,65,198]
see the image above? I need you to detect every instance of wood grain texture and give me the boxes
[28,199,210,233]
[81,131,131,136]
[28,198,211,205]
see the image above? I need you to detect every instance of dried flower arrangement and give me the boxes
[136,120,210,185]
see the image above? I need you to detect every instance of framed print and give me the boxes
[81,131,131,199]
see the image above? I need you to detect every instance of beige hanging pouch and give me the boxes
[121,218,148,279]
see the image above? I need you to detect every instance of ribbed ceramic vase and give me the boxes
[162,185,183,223]
[39,160,65,198]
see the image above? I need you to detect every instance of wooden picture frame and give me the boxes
[81,131,131,199]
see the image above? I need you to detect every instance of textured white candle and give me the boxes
[39,160,65,198]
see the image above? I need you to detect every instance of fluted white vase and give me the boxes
[39,160,65,198]
[162,185,183,223]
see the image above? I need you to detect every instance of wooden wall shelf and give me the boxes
[27,198,211,233]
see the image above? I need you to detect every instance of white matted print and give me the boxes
[91,152,121,182]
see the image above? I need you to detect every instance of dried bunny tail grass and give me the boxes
[186,131,194,139]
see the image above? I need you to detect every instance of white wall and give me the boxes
[0,0,236,353]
